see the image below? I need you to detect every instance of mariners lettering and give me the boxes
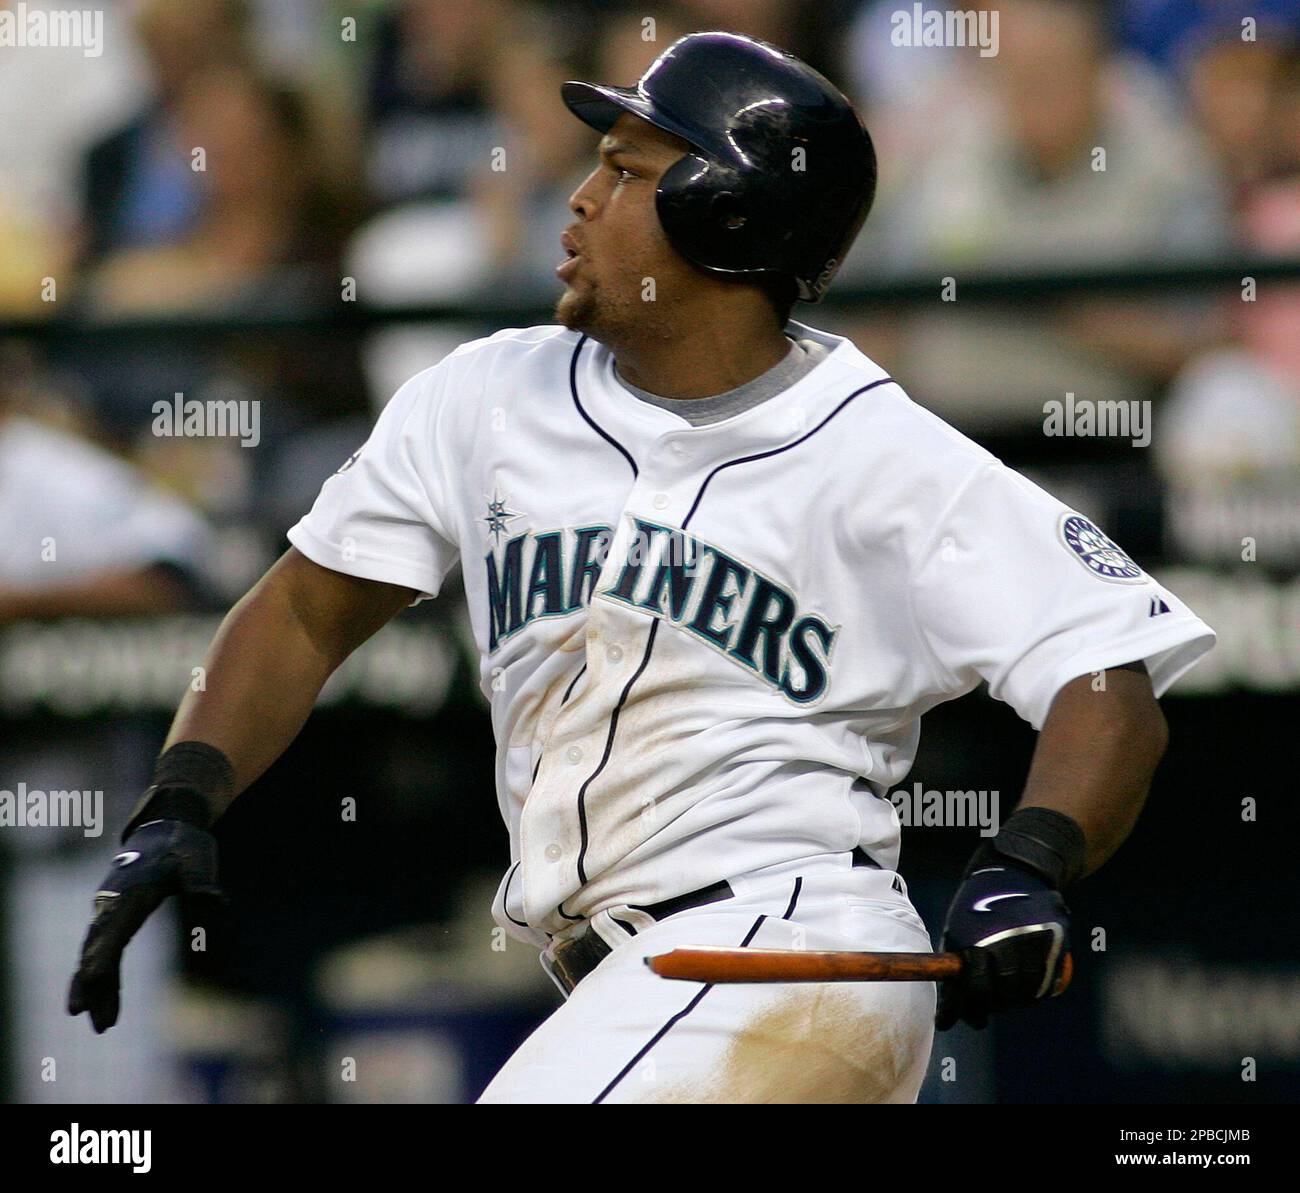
[602,520,837,703]
[487,525,612,649]
[485,520,837,701]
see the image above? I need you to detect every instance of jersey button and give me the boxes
[565,745,583,764]
[652,493,670,510]
[544,844,562,862]
[605,644,624,663]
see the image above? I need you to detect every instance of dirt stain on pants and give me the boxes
[647,984,934,1104]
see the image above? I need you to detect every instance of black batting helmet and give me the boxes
[561,31,876,302]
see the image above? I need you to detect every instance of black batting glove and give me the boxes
[68,817,221,1033]
[935,844,1072,1031]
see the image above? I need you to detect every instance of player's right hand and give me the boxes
[935,849,1073,1031]
[68,818,222,1033]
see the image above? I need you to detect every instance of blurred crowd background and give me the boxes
[1,0,1298,1105]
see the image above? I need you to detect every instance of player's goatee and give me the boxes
[554,286,591,332]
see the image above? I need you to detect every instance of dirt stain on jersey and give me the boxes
[645,986,929,1104]
[508,621,593,750]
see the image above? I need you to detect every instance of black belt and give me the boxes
[548,879,734,995]
[547,847,881,995]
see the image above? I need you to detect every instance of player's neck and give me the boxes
[611,316,790,401]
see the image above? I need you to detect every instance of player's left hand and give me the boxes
[935,846,1072,1030]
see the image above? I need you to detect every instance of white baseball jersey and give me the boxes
[288,320,1215,947]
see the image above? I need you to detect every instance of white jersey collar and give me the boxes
[572,321,885,458]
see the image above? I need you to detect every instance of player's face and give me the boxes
[555,113,702,341]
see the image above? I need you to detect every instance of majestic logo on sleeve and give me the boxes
[483,519,838,703]
[1059,513,1144,582]
[600,519,838,704]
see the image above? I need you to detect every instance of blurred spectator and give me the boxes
[0,351,215,625]
[840,0,965,313]
[364,0,510,206]
[71,59,367,510]
[84,64,351,316]
[1179,20,1297,207]
[0,1,145,314]
[845,0,961,113]
[1159,42,1300,482]
[1249,38,1300,381]
[345,0,519,313]
[0,1,143,222]
[839,0,1233,422]
[469,13,612,298]
[80,0,254,266]
[854,0,1230,273]
[1118,0,1300,77]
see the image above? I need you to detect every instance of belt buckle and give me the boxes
[548,937,583,996]
[547,927,610,995]
[539,948,574,998]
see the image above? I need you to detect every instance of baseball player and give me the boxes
[69,32,1215,1104]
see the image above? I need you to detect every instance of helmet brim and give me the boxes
[561,81,644,134]
[561,81,724,159]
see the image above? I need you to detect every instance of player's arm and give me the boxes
[907,463,1213,1031]
[161,546,416,808]
[935,659,1167,1030]
[1017,659,1168,877]
[68,547,415,1032]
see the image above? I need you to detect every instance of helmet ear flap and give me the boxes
[709,190,746,230]
[656,153,761,274]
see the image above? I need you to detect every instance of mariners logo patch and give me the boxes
[483,489,524,543]
[1059,513,1144,582]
